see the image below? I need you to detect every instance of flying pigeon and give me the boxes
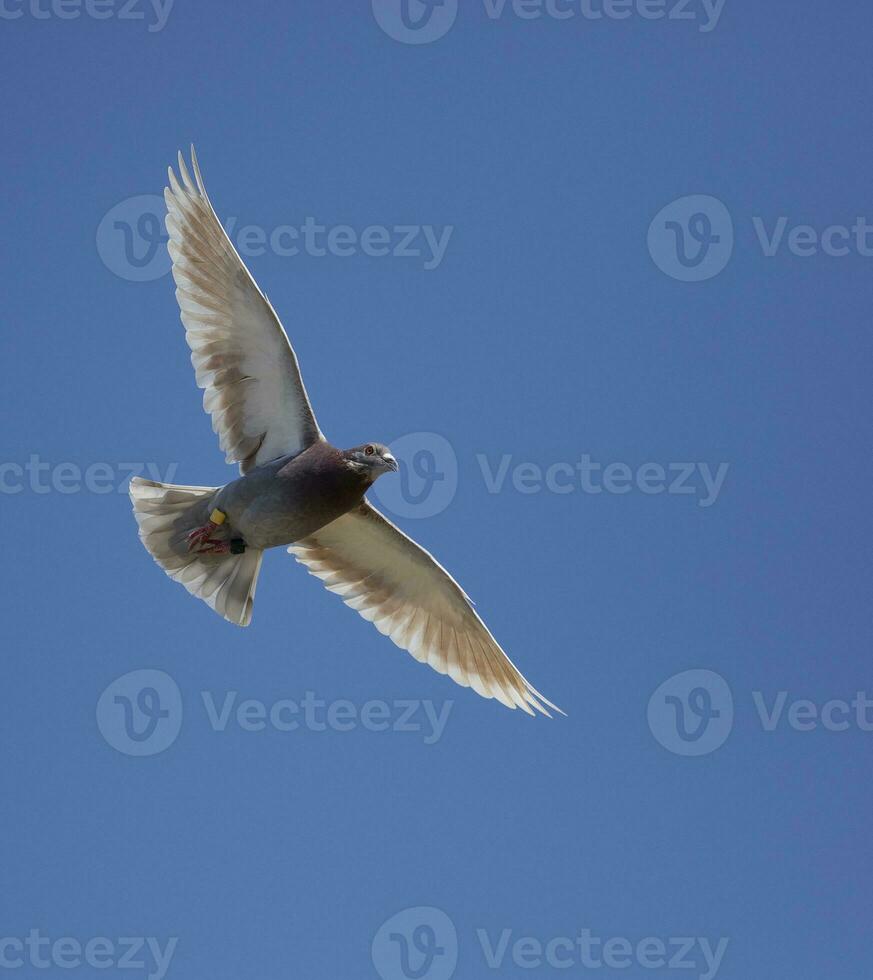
[130,148,561,717]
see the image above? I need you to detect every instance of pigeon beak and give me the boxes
[383,453,399,472]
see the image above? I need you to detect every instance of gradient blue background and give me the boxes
[2,2,871,978]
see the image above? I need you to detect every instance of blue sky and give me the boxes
[2,2,872,978]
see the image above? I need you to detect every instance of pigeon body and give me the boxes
[130,148,561,716]
[172,442,393,554]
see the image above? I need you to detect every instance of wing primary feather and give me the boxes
[287,504,562,716]
[163,148,324,473]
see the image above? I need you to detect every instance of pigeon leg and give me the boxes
[186,527,247,557]
[186,507,231,553]
[186,521,220,552]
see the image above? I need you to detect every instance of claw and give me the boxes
[186,517,245,557]
[186,521,219,553]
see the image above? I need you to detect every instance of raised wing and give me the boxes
[165,147,323,472]
[289,502,562,716]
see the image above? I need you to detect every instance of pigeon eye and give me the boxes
[365,445,375,456]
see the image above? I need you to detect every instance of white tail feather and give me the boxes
[129,477,263,627]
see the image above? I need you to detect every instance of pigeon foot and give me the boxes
[185,523,247,556]
[186,521,221,553]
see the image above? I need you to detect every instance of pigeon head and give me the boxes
[342,443,398,481]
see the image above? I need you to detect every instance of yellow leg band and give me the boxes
[210,508,227,526]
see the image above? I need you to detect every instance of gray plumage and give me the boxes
[130,148,562,717]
